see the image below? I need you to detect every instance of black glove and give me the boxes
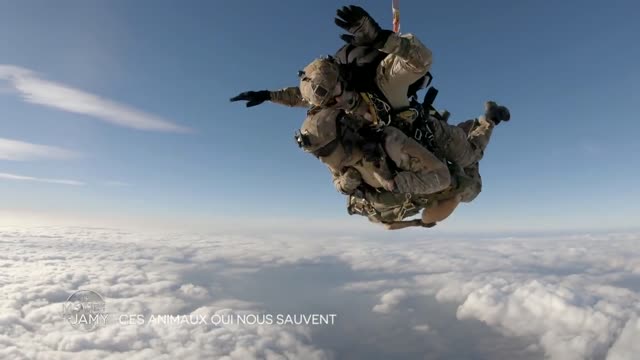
[229,90,271,107]
[362,141,383,163]
[335,5,392,48]
[484,101,511,125]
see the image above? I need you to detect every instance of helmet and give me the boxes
[295,108,341,157]
[299,58,342,107]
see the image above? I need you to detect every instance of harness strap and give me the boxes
[360,92,394,127]
[348,191,423,222]
[397,193,416,220]
[347,194,381,219]
[360,93,380,127]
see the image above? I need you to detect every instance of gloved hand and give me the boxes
[230,90,271,107]
[334,168,362,195]
[335,5,392,48]
[484,101,511,125]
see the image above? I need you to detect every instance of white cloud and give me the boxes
[0,227,332,360]
[338,233,640,360]
[179,284,209,300]
[455,280,627,360]
[1,226,639,359]
[607,316,640,360]
[0,172,84,186]
[0,137,81,161]
[372,289,409,314]
[0,65,190,133]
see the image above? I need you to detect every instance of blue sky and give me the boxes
[1,0,638,231]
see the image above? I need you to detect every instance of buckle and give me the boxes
[397,108,419,123]
[347,196,354,215]
[397,194,415,220]
[404,193,416,211]
[414,128,423,141]
[403,201,416,211]
[351,201,365,214]
[398,208,406,220]
[367,206,377,216]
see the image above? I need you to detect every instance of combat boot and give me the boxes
[484,101,510,125]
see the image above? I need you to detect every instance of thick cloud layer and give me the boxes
[340,233,640,360]
[1,226,638,359]
[0,227,331,360]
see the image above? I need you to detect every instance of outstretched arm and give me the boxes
[269,87,311,108]
[378,32,433,75]
[376,33,433,108]
[230,87,310,108]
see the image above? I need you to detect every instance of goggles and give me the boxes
[294,130,339,158]
[314,81,345,107]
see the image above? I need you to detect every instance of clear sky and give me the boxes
[1,0,638,231]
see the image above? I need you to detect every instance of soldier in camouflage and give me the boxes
[230,4,511,229]
[294,103,509,230]
[233,5,452,198]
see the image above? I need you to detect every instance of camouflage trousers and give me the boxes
[382,126,452,196]
[428,116,495,169]
[347,162,482,224]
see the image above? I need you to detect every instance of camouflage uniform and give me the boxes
[430,115,496,169]
[231,5,506,228]
[272,83,496,227]
[297,30,452,197]
[267,78,496,175]
[296,108,457,229]
[266,85,496,178]
[445,115,499,204]
[269,86,309,108]
[356,115,496,227]
[373,33,433,111]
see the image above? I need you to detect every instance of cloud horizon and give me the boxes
[1,226,638,359]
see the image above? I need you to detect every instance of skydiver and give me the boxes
[231,88,509,229]
[230,4,511,228]
[233,5,451,197]
[294,107,436,229]
[296,5,511,172]
[295,103,508,230]
[233,5,509,211]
